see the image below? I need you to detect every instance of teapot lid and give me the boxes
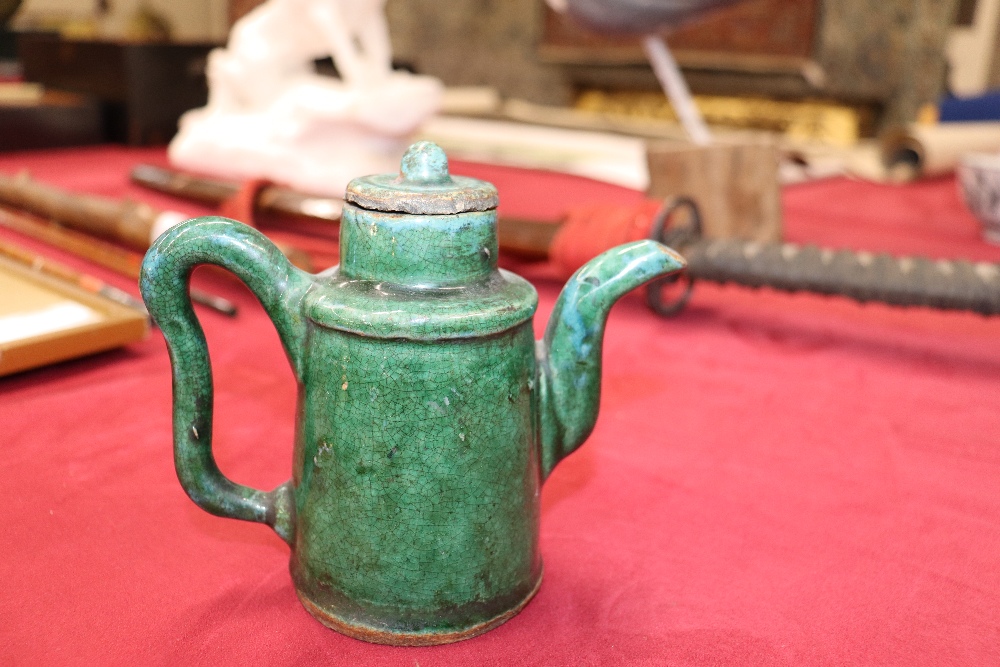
[345,141,498,215]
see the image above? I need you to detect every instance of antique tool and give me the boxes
[129,164,344,222]
[0,171,318,269]
[140,142,685,645]
[647,200,1000,316]
[0,206,238,317]
[0,171,186,251]
[512,198,1000,317]
[0,237,147,315]
[130,163,1000,317]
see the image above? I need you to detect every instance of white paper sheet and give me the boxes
[0,301,103,345]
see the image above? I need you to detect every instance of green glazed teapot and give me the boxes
[140,142,685,645]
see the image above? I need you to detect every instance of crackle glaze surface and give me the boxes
[291,323,542,640]
[139,142,685,645]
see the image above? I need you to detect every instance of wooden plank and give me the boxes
[646,136,782,243]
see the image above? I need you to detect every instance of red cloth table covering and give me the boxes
[2,147,999,665]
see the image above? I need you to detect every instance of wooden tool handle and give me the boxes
[130,164,239,204]
[130,164,343,222]
[0,206,240,316]
[0,172,157,250]
[0,205,144,277]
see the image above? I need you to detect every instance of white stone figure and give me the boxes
[169,0,442,196]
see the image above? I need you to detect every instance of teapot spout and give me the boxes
[537,240,685,478]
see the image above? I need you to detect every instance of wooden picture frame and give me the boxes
[0,256,148,376]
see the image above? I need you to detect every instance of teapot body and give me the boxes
[287,194,545,642]
[291,312,542,641]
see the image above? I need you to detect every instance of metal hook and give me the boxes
[646,196,701,317]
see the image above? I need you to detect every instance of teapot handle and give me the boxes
[140,216,313,545]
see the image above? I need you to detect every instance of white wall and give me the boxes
[947,0,1000,96]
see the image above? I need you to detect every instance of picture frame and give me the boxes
[0,255,148,376]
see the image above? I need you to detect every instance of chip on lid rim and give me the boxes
[344,141,499,215]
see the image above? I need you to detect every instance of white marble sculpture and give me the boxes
[169,0,442,196]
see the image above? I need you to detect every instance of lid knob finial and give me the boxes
[345,141,497,214]
[400,141,451,185]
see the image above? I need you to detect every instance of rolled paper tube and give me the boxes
[881,122,1000,181]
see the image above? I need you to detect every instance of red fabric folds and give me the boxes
[1,147,999,665]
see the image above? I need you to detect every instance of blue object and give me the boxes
[940,90,1000,123]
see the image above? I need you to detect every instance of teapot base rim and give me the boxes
[296,570,543,646]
